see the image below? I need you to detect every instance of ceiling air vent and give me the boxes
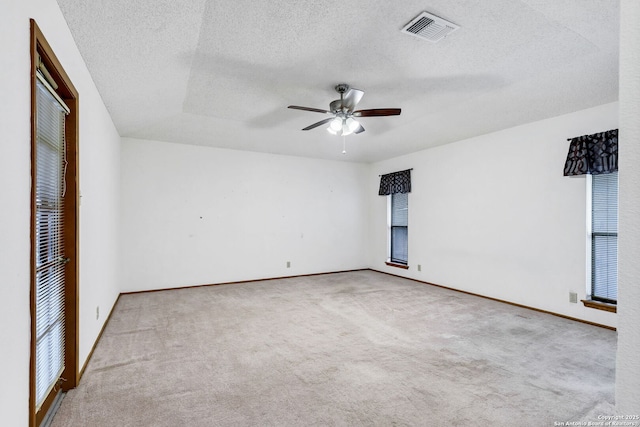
[401,11,459,43]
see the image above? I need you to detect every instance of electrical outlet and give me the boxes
[418,264,422,272]
[96,306,100,320]
[286,261,291,268]
[569,292,578,304]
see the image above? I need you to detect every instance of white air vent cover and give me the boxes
[401,12,459,43]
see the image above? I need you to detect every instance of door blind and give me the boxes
[35,78,68,409]
[591,171,618,303]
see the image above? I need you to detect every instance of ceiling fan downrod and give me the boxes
[331,83,350,115]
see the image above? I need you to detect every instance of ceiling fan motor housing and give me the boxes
[330,99,347,114]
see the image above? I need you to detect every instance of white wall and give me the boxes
[369,103,619,328]
[0,0,121,424]
[616,0,640,414]
[120,138,369,292]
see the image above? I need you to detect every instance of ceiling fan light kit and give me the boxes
[288,83,401,142]
[327,116,360,136]
[329,117,343,132]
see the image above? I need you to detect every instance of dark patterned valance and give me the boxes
[378,169,412,195]
[564,129,618,176]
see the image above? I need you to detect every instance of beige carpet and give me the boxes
[52,270,616,426]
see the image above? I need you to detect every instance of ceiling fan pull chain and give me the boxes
[342,135,347,154]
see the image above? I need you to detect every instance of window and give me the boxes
[390,192,408,265]
[591,171,618,304]
[379,169,411,268]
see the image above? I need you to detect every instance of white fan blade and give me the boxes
[343,88,364,111]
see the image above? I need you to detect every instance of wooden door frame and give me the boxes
[29,19,80,427]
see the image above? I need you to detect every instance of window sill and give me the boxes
[581,299,617,313]
[386,261,409,270]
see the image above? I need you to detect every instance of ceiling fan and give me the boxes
[288,84,401,136]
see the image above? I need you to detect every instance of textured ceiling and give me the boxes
[56,0,619,163]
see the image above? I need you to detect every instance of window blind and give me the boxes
[391,192,408,264]
[35,79,67,409]
[591,171,618,303]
